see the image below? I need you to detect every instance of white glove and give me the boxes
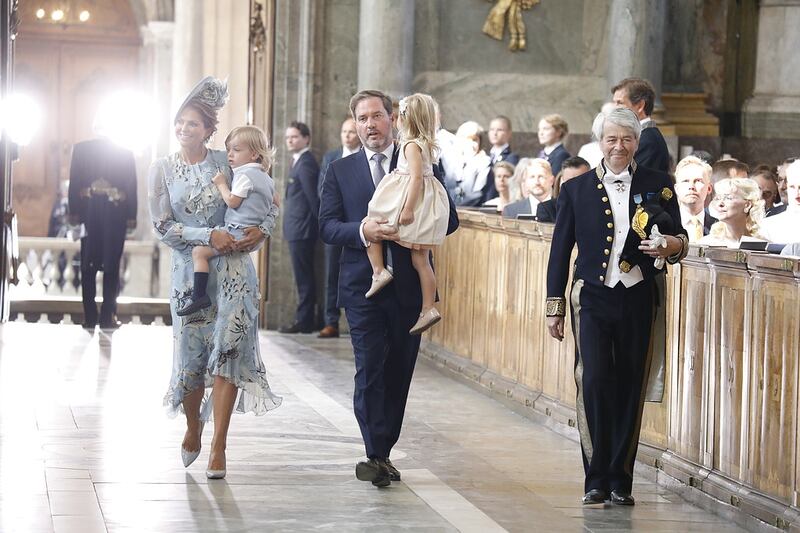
[648,224,667,270]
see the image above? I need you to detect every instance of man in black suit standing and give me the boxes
[546,107,688,506]
[674,155,716,241]
[317,117,361,338]
[319,90,458,487]
[68,137,137,330]
[612,78,670,173]
[280,121,320,334]
[482,115,521,202]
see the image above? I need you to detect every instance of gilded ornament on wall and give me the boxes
[482,0,540,51]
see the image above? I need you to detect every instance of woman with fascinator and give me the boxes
[147,77,281,479]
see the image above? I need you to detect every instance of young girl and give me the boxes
[365,93,451,335]
[177,126,277,316]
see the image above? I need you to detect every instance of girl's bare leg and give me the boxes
[366,241,385,276]
[410,248,436,312]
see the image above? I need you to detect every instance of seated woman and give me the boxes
[482,161,518,212]
[445,121,491,206]
[537,114,571,175]
[699,177,765,247]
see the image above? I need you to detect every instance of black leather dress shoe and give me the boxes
[279,323,315,334]
[355,458,391,487]
[383,458,400,481]
[582,489,608,505]
[610,490,635,505]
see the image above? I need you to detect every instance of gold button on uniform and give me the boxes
[604,249,610,255]
[606,236,613,242]
[605,209,611,215]
[602,196,608,203]
[602,262,608,268]
[597,184,603,189]
[607,222,613,228]
[599,275,605,282]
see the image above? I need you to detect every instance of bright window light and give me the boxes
[35,8,46,19]
[94,90,157,153]
[0,94,42,146]
[51,9,64,21]
[79,10,90,22]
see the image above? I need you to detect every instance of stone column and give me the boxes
[170,0,203,141]
[606,0,667,109]
[357,0,414,98]
[742,0,800,139]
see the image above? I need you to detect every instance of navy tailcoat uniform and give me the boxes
[635,120,670,173]
[319,146,459,460]
[482,146,521,203]
[319,146,344,328]
[283,150,320,328]
[542,144,571,175]
[545,161,687,495]
[67,138,137,326]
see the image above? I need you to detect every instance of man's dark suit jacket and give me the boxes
[319,146,343,196]
[482,146,521,203]
[536,198,557,223]
[544,144,571,175]
[704,208,717,235]
[502,197,532,219]
[767,204,787,217]
[635,120,670,174]
[283,150,320,242]
[547,163,687,299]
[318,147,459,309]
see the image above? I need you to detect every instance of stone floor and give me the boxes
[0,322,758,532]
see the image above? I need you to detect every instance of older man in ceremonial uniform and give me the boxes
[68,137,137,330]
[545,108,688,506]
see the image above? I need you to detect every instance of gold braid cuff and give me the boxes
[666,233,689,265]
[545,297,566,317]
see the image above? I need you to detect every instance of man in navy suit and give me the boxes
[280,121,320,334]
[482,115,521,202]
[319,90,459,487]
[545,108,688,506]
[317,117,361,339]
[612,78,670,173]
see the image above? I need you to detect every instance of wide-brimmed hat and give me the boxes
[174,76,229,123]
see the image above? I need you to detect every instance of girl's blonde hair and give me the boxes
[708,177,765,239]
[224,125,275,172]
[398,93,439,160]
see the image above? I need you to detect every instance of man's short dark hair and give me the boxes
[562,156,590,170]
[711,159,750,184]
[611,77,656,116]
[690,150,714,166]
[289,121,310,138]
[491,115,512,131]
[349,90,393,119]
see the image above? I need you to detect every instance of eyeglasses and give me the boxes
[712,194,741,203]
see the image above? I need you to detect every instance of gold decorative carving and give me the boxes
[250,1,267,54]
[482,0,539,51]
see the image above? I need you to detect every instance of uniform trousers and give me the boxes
[287,238,317,328]
[323,243,342,327]
[80,235,124,325]
[569,277,655,494]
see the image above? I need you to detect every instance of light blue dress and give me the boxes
[148,149,282,421]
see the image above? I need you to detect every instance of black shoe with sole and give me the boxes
[582,489,608,505]
[355,458,391,487]
[384,458,400,481]
[176,294,211,317]
[279,322,315,334]
[610,490,635,506]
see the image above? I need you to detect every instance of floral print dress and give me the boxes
[148,149,282,421]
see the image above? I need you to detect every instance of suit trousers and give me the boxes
[323,243,342,327]
[345,296,421,459]
[287,239,317,328]
[80,236,123,325]
[569,277,654,494]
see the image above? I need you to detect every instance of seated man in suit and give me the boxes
[319,90,459,488]
[536,156,591,223]
[537,114,571,175]
[750,166,782,217]
[612,77,670,173]
[482,115,521,203]
[502,158,553,219]
[674,155,716,241]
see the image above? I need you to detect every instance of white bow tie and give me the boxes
[603,173,632,184]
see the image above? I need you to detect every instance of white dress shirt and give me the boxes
[759,209,800,244]
[292,146,310,165]
[359,144,396,246]
[543,142,562,156]
[490,144,509,161]
[603,166,644,288]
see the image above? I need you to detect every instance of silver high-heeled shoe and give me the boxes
[206,468,226,479]
[181,422,204,468]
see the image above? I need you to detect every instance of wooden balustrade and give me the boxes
[422,210,800,528]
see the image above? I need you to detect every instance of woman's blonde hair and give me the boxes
[541,113,569,140]
[398,93,439,159]
[224,125,275,172]
[708,177,765,239]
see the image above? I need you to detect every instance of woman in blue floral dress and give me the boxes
[148,77,281,479]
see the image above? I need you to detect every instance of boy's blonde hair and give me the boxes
[398,93,439,160]
[224,125,275,172]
